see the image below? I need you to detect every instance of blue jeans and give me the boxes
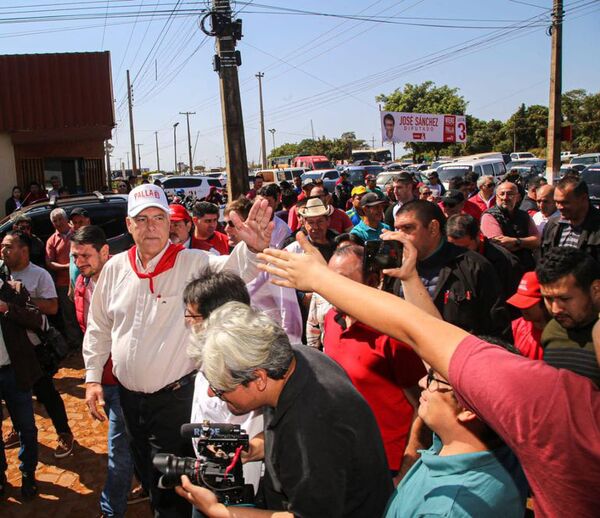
[0,366,37,474]
[100,384,134,518]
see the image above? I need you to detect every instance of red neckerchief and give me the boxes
[128,243,185,293]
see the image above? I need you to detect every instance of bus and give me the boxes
[268,155,294,169]
[351,148,392,163]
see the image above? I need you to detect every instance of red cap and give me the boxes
[507,271,542,309]
[169,204,191,222]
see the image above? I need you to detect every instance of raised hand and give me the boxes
[258,233,328,292]
[380,230,419,281]
[230,197,274,253]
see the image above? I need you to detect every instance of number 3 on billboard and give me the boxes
[458,122,466,141]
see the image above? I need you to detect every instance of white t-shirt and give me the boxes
[11,262,56,345]
[190,373,264,492]
[11,262,58,300]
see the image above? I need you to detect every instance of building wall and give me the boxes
[0,133,17,216]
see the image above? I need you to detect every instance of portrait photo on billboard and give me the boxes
[381,112,397,142]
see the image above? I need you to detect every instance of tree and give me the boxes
[268,132,367,162]
[376,81,467,159]
[562,89,600,153]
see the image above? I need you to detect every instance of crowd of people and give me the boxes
[0,166,598,518]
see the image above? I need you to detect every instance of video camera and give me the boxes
[153,421,253,505]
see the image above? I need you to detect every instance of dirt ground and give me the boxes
[1,355,152,517]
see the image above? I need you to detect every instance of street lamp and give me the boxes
[173,122,180,173]
[268,128,276,149]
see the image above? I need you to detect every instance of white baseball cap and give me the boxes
[128,184,170,217]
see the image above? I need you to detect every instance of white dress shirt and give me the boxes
[83,242,260,393]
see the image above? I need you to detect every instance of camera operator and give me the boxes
[176,302,393,517]
[183,270,264,508]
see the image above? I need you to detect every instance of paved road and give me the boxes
[1,355,153,517]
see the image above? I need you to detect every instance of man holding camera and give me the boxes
[177,302,393,517]
[83,184,273,517]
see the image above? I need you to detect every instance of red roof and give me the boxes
[0,52,114,135]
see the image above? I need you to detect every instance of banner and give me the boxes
[381,111,467,144]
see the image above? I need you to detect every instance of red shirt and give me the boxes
[462,199,483,221]
[46,230,72,286]
[511,317,544,360]
[468,192,496,213]
[449,335,600,518]
[323,309,425,470]
[191,231,229,256]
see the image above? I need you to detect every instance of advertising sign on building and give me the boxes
[381,111,467,144]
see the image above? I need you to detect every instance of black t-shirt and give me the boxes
[262,346,393,517]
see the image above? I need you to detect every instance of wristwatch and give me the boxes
[515,237,522,248]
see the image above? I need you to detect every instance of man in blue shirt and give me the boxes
[385,367,528,517]
[351,192,390,241]
[346,186,366,226]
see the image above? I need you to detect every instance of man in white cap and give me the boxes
[82,184,273,517]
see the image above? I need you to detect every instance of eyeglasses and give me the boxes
[209,383,226,400]
[426,369,453,392]
[184,311,203,320]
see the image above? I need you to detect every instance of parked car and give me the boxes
[0,193,131,253]
[162,175,222,200]
[376,172,398,190]
[275,168,306,184]
[510,152,536,161]
[340,166,370,187]
[581,164,600,207]
[507,159,546,176]
[436,158,506,188]
[570,153,600,171]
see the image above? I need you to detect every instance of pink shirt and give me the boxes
[449,335,600,518]
[480,212,539,239]
[45,230,72,286]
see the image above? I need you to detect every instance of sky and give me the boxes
[1,0,599,171]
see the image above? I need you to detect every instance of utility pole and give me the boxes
[269,128,276,149]
[203,0,248,198]
[173,122,179,173]
[311,119,315,140]
[137,143,143,170]
[104,140,112,187]
[256,72,267,169]
[126,151,130,170]
[127,70,138,176]
[155,131,161,172]
[546,0,563,184]
[179,111,196,174]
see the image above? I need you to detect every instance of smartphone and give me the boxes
[364,239,403,274]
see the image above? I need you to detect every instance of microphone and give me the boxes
[180,422,241,439]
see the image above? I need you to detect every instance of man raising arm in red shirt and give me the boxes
[259,235,600,518]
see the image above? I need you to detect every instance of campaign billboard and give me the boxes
[381,111,467,144]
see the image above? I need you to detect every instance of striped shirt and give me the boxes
[557,221,582,249]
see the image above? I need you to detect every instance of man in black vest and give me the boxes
[480,181,540,271]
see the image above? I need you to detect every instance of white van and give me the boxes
[436,158,506,188]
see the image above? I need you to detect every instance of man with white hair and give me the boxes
[83,184,273,517]
[468,175,496,213]
[176,302,393,517]
[46,207,82,351]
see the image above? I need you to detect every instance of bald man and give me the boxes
[532,184,559,234]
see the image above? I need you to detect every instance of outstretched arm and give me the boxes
[258,233,469,379]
